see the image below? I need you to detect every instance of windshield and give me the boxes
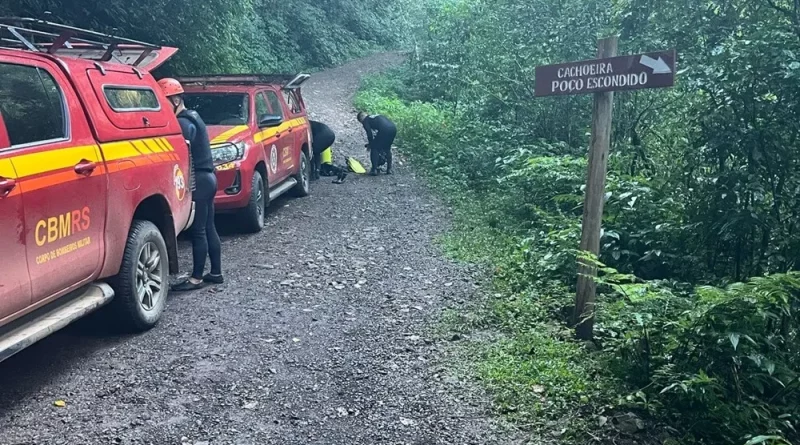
[183,93,250,126]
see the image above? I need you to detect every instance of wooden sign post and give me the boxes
[534,39,676,340]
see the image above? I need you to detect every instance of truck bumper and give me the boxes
[214,163,252,211]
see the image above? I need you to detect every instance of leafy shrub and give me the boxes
[357,74,800,444]
[599,271,800,443]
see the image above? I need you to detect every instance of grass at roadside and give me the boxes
[433,193,608,442]
[355,78,611,439]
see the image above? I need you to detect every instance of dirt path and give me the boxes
[0,53,511,445]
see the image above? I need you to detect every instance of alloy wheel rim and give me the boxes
[301,157,309,189]
[136,241,163,311]
[256,181,265,224]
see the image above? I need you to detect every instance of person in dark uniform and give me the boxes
[159,78,223,291]
[310,120,334,180]
[310,120,347,183]
[357,112,397,176]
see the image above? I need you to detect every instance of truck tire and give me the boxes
[292,151,311,197]
[111,220,169,332]
[240,172,266,233]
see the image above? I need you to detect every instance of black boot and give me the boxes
[385,151,393,175]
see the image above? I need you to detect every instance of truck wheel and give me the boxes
[240,173,266,233]
[111,220,169,332]
[292,151,311,197]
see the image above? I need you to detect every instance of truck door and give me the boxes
[264,89,294,182]
[0,110,32,322]
[0,57,108,302]
[254,91,273,186]
[280,89,305,175]
[281,75,311,174]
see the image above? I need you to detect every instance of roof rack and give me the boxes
[177,73,311,90]
[0,17,165,68]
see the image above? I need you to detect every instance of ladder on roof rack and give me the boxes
[0,17,167,68]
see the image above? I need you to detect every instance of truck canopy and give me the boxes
[0,17,177,71]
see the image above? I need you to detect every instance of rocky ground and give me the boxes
[0,53,516,445]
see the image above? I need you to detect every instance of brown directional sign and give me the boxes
[534,49,676,97]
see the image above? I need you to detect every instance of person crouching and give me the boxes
[310,120,347,183]
[357,112,396,176]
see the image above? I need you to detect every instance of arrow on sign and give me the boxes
[639,55,672,74]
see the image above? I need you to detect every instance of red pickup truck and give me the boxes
[0,19,194,361]
[178,75,313,232]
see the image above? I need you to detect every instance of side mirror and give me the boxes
[259,114,283,128]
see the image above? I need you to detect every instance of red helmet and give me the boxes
[158,78,184,97]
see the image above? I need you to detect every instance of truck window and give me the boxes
[282,90,302,114]
[255,93,270,119]
[265,91,284,119]
[0,63,66,147]
[184,93,250,126]
[104,86,160,112]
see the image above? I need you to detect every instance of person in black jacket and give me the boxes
[310,120,347,183]
[310,120,333,180]
[159,78,223,291]
[357,112,396,175]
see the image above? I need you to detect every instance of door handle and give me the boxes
[74,159,97,176]
[0,177,16,198]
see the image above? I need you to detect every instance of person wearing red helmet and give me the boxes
[158,78,223,291]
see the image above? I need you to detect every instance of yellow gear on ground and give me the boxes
[346,157,367,174]
[320,147,333,165]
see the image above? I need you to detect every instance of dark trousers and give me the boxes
[191,171,222,279]
[370,128,396,171]
[312,152,321,179]
[312,132,335,179]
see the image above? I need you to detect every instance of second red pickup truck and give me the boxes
[178,74,313,232]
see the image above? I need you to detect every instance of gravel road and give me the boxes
[0,53,513,445]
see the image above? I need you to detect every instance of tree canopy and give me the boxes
[3,0,418,74]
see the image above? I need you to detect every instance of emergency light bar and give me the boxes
[0,17,175,70]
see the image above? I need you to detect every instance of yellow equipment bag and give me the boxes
[346,157,367,174]
[320,147,333,165]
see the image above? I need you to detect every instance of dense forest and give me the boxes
[5,0,800,443]
[354,0,800,444]
[3,0,421,74]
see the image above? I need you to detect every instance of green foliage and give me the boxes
[408,0,800,284]
[387,2,800,441]
[356,55,800,442]
[4,0,418,74]
[598,270,800,443]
